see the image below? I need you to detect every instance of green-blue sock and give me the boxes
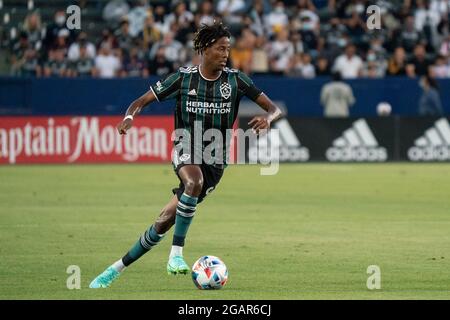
[172,193,198,247]
[122,225,164,266]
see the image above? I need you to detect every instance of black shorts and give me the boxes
[172,163,224,204]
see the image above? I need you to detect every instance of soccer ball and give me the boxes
[376,102,392,116]
[191,255,228,290]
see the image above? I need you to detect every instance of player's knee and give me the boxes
[184,177,203,196]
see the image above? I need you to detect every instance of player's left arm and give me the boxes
[237,71,283,134]
[248,93,283,134]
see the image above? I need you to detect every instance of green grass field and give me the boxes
[0,163,449,300]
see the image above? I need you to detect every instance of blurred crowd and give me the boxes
[5,0,450,79]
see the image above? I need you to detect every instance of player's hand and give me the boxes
[248,116,270,135]
[117,118,133,135]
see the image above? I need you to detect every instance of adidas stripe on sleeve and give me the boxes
[150,70,183,102]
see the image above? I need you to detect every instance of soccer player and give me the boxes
[89,23,282,288]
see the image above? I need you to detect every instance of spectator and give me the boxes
[43,49,69,77]
[286,52,316,78]
[362,61,381,78]
[436,13,448,46]
[315,55,331,76]
[43,10,75,51]
[197,0,215,27]
[127,0,150,37]
[230,28,256,74]
[52,28,70,56]
[97,28,118,51]
[153,5,169,34]
[296,1,319,30]
[69,44,97,78]
[418,74,443,116]
[332,44,363,79]
[22,12,44,51]
[439,34,450,57]
[296,0,317,11]
[167,1,194,28]
[149,31,185,70]
[430,55,450,78]
[292,5,319,39]
[18,48,42,77]
[68,32,96,61]
[322,17,348,51]
[387,46,408,76]
[166,1,195,43]
[407,44,432,77]
[248,0,269,37]
[95,43,121,78]
[216,0,246,15]
[268,28,294,74]
[216,0,246,29]
[344,11,366,47]
[362,49,387,78]
[430,0,450,16]
[320,17,348,62]
[290,31,304,54]
[398,16,425,53]
[320,72,355,117]
[102,0,130,24]
[114,18,135,57]
[149,46,174,77]
[251,36,269,74]
[369,37,387,60]
[264,1,289,37]
[141,14,162,50]
[299,15,319,55]
[10,32,30,75]
[121,47,148,77]
[414,0,441,32]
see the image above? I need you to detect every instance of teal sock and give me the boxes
[172,193,198,247]
[122,225,164,266]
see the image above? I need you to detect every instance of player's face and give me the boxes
[204,37,230,71]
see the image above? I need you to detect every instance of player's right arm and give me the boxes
[117,70,183,135]
[117,90,157,135]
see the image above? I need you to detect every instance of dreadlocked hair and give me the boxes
[193,22,231,54]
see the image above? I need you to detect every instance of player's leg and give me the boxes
[120,195,179,266]
[167,165,203,275]
[89,196,178,288]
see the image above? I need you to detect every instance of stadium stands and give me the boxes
[0,0,449,79]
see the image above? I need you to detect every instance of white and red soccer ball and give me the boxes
[191,255,228,290]
[377,102,392,116]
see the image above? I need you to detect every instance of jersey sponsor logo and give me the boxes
[408,118,450,161]
[220,83,231,100]
[249,118,309,162]
[326,119,387,162]
[185,101,232,114]
[188,89,197,96]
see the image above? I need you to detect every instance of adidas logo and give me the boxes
[408,118,450,161]
[180,66,198,74]
[188,89,197,96]
[248,118,309,162]
[326,119,387,162]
